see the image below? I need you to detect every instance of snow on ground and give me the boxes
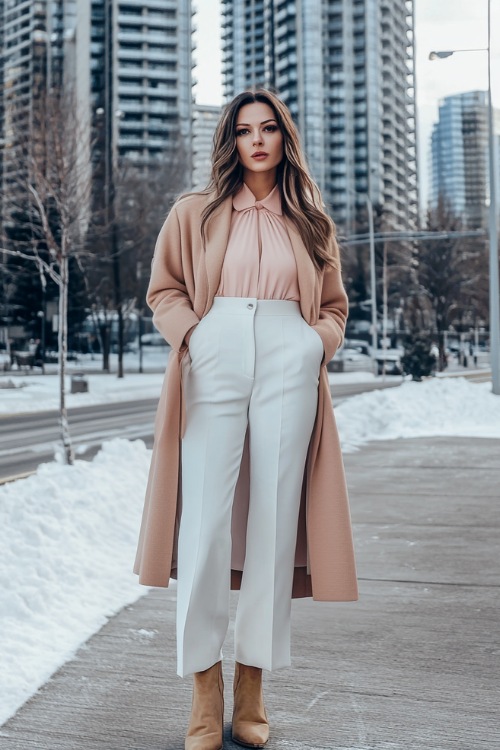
[0,372,166,414]
[336,376,500,452]
[0,439,152,726]
[1,376,500,726]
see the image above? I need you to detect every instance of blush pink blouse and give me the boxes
[216,183,300,301]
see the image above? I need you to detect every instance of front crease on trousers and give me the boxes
[176,297,323,677]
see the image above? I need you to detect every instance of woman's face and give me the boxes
[235,101,283,176]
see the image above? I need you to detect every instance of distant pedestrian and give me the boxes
[134,89,358,750]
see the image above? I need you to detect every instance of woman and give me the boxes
[134,89,358,750]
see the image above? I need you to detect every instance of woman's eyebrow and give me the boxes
[236,119,277,126]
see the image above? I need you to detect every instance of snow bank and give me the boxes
[336,376,500,452]
[0,372,165,414]
[0,439,151,726]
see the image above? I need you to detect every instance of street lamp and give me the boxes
[429,0,500,394]
[429,49,486,60]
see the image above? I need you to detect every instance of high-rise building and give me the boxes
[0,0,195,349]
[0,0,50,209]
[221,0,418,233]
[431,90,500,229]
[192,103,221,188]
[87,0,193,172]
[0,1,194,216]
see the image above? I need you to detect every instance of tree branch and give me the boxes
[1,247,61,285]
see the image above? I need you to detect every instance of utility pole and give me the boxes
[486,0,500,393]
[104,1,124,378]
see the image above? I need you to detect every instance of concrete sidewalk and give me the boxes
[1,436,498,750]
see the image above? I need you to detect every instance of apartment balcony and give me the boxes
[119,0,178,10]
[118,31,172,46]
[119,134,169,149]
[3,17,32,37]
[119,15,178,31]
[327,52,344,65]
[119,82,177,97]
[144,135,170,146]
[275,39,293,56]
[118,65,178,84]
[118,84,144,96]
[119,100,178,115]
[119,135,146,149]
[118,48,178,63]
[148,85,178,98]
[117,66,145,78]
[383,186,397,205]
[276,70,297,87]
[3,46,32,74]
[118,120,145,131]
[327,20,343,33]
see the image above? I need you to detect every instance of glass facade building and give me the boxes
[221,0,418,234]
[431,90,500,229]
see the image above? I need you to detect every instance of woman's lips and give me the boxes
[251,153,268,160]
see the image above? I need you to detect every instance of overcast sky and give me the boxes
[193,0,500,207]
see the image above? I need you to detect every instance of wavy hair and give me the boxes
[199,89,340,270]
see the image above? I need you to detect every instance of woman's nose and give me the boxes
[253,131,263,145]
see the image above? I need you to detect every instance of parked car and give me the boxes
[327,344,377,374]
[374,348,404,375]
[343,338,372,357]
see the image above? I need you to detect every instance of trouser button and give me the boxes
[247,303,254,309]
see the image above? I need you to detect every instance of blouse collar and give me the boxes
[233,182,282,215]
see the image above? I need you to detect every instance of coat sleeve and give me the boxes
[146,206,200,352]
[311,263,348,365]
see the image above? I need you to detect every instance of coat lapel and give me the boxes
[284,216,318,323]
[203,195,233,312]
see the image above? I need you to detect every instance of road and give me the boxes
[0,400,158,483]
[0,378,402,483]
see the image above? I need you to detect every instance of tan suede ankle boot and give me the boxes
[232,662,269,748]
[185,661,224,750]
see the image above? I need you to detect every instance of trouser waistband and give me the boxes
[211,297,301,316]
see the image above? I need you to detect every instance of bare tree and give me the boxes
[1,91,93,463]
[415,198,486,370]
[82,142,189,373]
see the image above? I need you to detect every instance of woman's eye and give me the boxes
[264,125,278,132]
[236,129,249,137]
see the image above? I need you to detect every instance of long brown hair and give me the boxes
[200,89,340,270]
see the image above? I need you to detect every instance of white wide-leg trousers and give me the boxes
[177,297,323,677]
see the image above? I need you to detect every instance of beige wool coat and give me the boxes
[134,191,358,602]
